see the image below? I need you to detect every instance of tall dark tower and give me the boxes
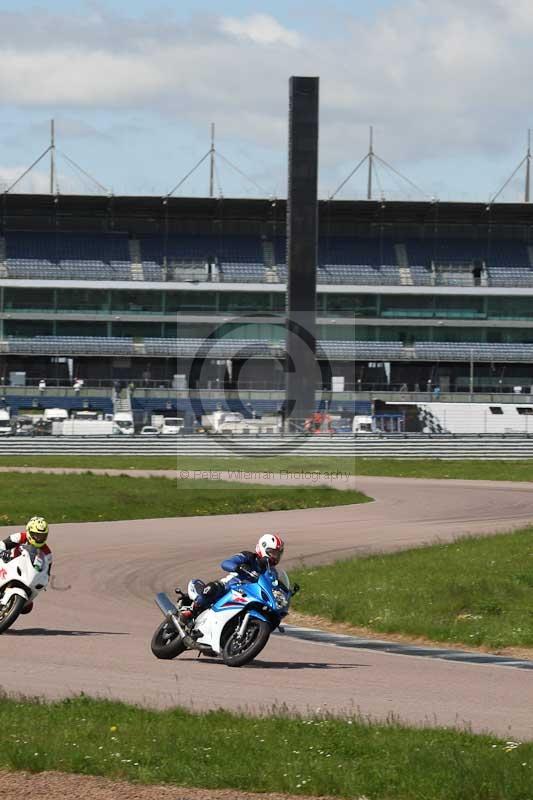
[285,76,319,430]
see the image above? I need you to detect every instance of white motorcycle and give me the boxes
[0,547,49,633]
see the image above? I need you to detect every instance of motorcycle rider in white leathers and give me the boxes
[0,516,52,614]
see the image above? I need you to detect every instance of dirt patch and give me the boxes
[287,611,533,661]
[0,771,348,800]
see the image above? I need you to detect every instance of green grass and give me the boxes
[0,473,369,526]
[291,528,533,650]
[0,695,531,799]
[1,454,533,481]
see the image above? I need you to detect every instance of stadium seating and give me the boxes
[406,237,530,268]
[140,235,263,263]
[3,336,406,361]
[5,395,114,415]
[3,231,532,286]
[5,232,132,280]
[218,262,266,282]
[131,396,372,417]
[415,341,533,361]
[6,336,134,355]
[487,266,533,287]
[4,335,533,366]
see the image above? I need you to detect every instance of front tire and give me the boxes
[0,594,27,633]
[222,618,270,667]
[150,620,187,660]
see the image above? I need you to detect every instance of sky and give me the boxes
[0,0,532,202]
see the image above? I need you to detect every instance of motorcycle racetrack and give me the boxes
[2,473,533,740]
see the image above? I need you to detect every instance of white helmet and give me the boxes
[256,533,284,566]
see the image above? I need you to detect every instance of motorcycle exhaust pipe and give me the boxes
[155,592,178,617]
[155,592,187,639]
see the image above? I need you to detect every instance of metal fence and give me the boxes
[2,433,533,459]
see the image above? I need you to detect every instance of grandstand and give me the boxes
[2,193,533,415]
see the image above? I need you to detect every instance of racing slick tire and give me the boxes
[150,620,187,660]
[222,617,270,667]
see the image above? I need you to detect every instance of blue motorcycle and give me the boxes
[152,565,299,667]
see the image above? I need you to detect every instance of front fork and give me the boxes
[235,612,251,639]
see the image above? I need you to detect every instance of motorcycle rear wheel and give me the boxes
[0,594,26,633]
[222,618,270,667]
[150,620,187,660]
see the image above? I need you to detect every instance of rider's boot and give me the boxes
[178,607,194,625]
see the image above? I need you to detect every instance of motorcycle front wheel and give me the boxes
[0,594,26,633]
[222,618,270,667]
[150,620,187,660]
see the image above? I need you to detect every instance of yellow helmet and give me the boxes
[26,516,49,548]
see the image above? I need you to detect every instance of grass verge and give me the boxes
[0,473,369,526]
[0,695,531,800]
[1,455,533,481]
[291,528,533,650]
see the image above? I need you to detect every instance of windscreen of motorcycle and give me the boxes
[275,568,290,593]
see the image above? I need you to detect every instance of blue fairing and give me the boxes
[211,567,291,625]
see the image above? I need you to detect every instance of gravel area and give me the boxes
[0,771,346,800]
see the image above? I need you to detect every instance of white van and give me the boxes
[43,408,69,423]
[352,415,375,434]
[160,417,184,435]
[0,409,11,436]
[113,411,134,435]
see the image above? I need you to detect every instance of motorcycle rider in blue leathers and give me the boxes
[179,533,285,625]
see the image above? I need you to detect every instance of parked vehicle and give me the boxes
[140,425,160,436]
[15,415,35,436]
[352,414,376,433]
[113,412,134,435]
[0,409,12,436]
[43,408,68,423]
[160,417,184,435]
[61,420,114,436]
[0,548,50,633]
[151,565,299,667]
[150,415,184,434]
[202,411,281,435]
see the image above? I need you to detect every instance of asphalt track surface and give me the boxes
[2,473,533,740]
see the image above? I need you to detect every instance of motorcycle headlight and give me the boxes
[272,588,289,610]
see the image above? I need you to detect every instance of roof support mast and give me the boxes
[367,126,373,200]
[525,129,531,203]
[209,123,215,198]
[50,119,55,195]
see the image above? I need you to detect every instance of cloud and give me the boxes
[0,166,49,194]
[0,164,83,194]
[220,13,302,47]
[0,2,532,195]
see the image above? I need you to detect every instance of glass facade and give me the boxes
[165,291,217,314]
[326,294,378,317]
[487,296,533,320]
[57,289,109,312]
[219,292,274,314]
[111,290,162,314]
[56,320,107,336]
[4,288,55,311]
[2,287,533,344]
